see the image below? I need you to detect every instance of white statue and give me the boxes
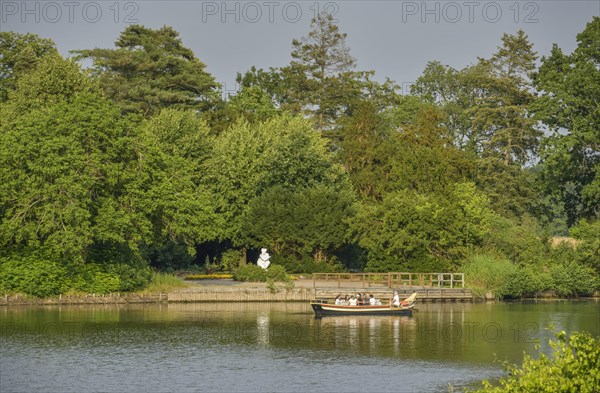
[257,248,270,269]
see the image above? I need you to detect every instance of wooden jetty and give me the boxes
[312,272,473,302]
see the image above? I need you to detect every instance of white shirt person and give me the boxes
[392,291,400,307]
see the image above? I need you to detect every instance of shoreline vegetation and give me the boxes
[2,271,598,306]
[1,18,599,304]
[465,330,600,393]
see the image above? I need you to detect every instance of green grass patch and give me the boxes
[138,272,189,293]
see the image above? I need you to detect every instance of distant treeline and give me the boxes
[0,15,598,297]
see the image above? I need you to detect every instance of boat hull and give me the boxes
[311,302,413,317]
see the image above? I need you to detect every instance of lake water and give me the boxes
[1,300,599,392]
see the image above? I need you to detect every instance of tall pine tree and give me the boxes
[74,25,219,117]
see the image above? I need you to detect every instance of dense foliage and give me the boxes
[470,331,600,392]
[232,264,290,283]
[0,17,598,296]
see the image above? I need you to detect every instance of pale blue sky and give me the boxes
[2,1,598,95]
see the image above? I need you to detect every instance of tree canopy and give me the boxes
[73,25,219,117]
[533,17,600,225]
[0,18,598,296]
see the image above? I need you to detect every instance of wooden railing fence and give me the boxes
[312,272,465,290]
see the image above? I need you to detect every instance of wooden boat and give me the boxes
[311,293,417,317]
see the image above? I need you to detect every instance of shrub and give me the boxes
[470,331,600,392]
[233,264,267,282]
[549,261,597,297]
[106,263,152,292]
[220,249,241,272]
[0,253,71,297]
[570,219,600,274]
[88,242,152,291]
[266,264,288,281]
[483,215,547,266]
[502,265,551,298]
[72,263,121,294]
[73,266,122,294]
[462,254,518,299]
[233,264,291,282]
[88,272,122,293]
[266,278,279,293]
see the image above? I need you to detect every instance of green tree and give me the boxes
[289,10,356,130]
[389,106,472,194]
[411,61,476,152]
[412,31,543,219]
[134,109,218,254]
[339,100,468,201]
[242,185,354,261]
[338,101,395,200]
[0,32,58,102]
[470,30,541,166]
[237,12,399,135]
[73,25,219,117]
[570,219,600,276]
[203,115,350,264]
[0,53,154,290]
[202,85,281,134]
[0,53,217,290]
[0,55,126,262]
[534,17,600,225]
[415,31,540,165]
[350,183,495,272]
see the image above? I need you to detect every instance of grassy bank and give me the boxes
[463,253,599,300]
[136,272,190,294]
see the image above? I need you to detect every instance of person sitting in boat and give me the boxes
[349,295,357,306]
[392,291,400,307]
[356,293,362,305]
[369,294,377,305]
[335,295,342,305]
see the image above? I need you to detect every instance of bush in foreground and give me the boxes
[469,331,600,392]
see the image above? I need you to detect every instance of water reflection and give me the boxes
[256,312,269,346]
[309,315,419,357]
[1,301,599,393]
